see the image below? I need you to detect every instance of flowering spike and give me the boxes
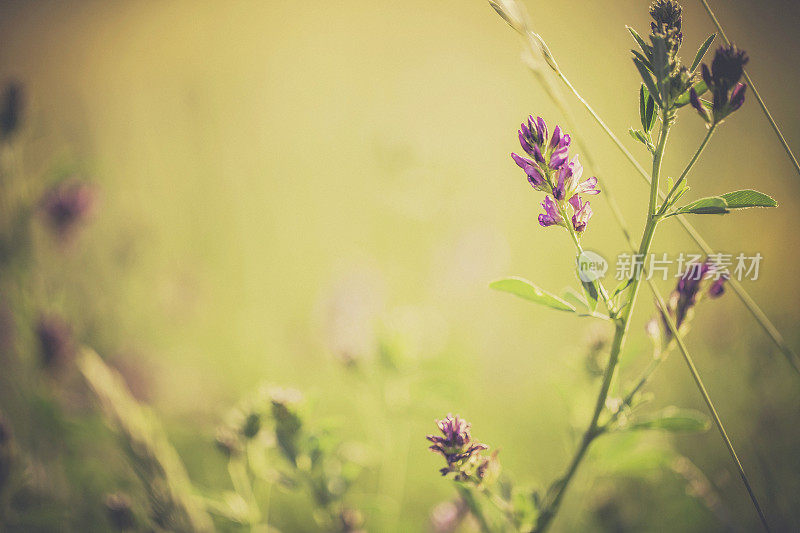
[696,45,750,124]
[538,196,563,227]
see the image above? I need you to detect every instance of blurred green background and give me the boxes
[1,0,799,530]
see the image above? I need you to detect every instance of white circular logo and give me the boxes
[577,250,608,282]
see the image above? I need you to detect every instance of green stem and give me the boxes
[458,486,492,533]
[534,114,672,533]
[559,203,616,315]
[698,0,800,177]
[646,276,771,532]
[660,124,716,215]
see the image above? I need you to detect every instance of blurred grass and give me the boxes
[0,0,799,530]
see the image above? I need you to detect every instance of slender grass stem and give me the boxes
[646,276,771,532]
[698,0,800,177]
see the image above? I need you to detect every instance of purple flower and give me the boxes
[36,314,75,369]
[569,195,593,233]
[510,116,600,234]
[511,152,546,190]
[427,414,488,477]
[693,45,749,124]
[656,261,728,342]
[554,155,599,200]
[40,180,96,240]
[538,196,563,228]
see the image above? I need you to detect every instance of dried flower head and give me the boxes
[40,180,97,240]
[36,314,76,369]
[0,82,24,140]
[427,414,491,481]
[691,45,749,124]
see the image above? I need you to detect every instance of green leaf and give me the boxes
[628,407,710,433]
[674,196,730,215]
[629,128,655,154]
[611,276,633,299]
[626,26,650,57]
[674,80,708,107]
[580,278,599,314]
[639,84,647,131]
[632,56,662,107]
[719,189,778,209]
[691,33,716,72]
[561,287,588,312]
[651,36,668,102]
[490,277,575,312]
[646,91,657,131]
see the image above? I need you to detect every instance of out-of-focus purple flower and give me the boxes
[36,314,75,369]
[692,45,749,124]
[430,500,467,533]
[655,261,728,343]
[0,82,24,140]
[40,180,96,240]
[538,196,563,228]
[569,195,593,233]
[427,414,488,478]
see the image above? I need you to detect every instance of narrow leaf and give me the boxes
[629,128,655,153]
[719,189,778,209]
[674,196,729,215]
[639,84,648,132]
[691,33,716,72]
[580,278,599,314]
[628,407,710,433]
[626,26,650,56]
[632,56,661,107]
[490,277,575,312]
[645,92,656,131]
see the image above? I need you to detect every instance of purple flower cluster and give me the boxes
[690,45,748,125]
[427,414,489,479]
[511,116,599,234]
[659,261,726,341]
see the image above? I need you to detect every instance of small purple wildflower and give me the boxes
[569,195,593,233]
[40,180,97,241]
[36,314,75,370]
[655,261,727,342]
[511,116,600,234]
[691,45,749,125]
[427,414,489,479]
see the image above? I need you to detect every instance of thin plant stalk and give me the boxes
[646,275,771,532]
[534,112,673,533]
[698,0,800,177]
